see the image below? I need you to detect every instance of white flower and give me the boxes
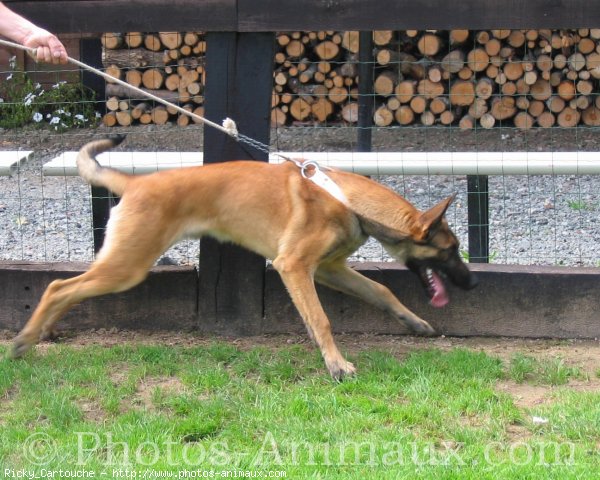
[0,98,4,103]
[6,74,13,81]
[23,93,36,106]
[9,56,16,69]
[74,114,85,121]
[49,116,60,125]
[32,112,43,122]
[95,112,102,118]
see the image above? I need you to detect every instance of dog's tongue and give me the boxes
[429,271,449,308]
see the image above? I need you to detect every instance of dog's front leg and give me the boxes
[316,264,436,335]
[273,256,355,380]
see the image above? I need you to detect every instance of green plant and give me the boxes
[0,56,99,131]
[567,200,596,211]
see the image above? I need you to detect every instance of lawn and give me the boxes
[0,334,599,478]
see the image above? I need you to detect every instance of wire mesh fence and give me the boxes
[2,29,600,267]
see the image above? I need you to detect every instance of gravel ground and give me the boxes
[2,124,600,267]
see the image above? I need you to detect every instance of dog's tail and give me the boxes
[76,135,131,196]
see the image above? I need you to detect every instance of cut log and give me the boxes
[159,32,182,50]
[105,64,121,82]
[151,106,170,125]
[439,110,455,125]
[141,68,165,90]
[311,97,334,122]
[449,80,475,106]
[101,33,123,50]
[144,34,162,51]
[417,79,444,99]
[115,110,133,126]
[546,96,566,113]
[475,78,494,99]
[503,62,524,81]
[468,98,488,119]
[459,115,476,129]
[557,80,576,101]
[467,48,489,72]
[441,50,465,73]
[374,105,395,126]
[106,96,120,111]
[315,41,339,60]
[527,100,545,117]
[450,29,470,45]
[490,96,517,120]
[395,80,416,104]
[530,79,552,100]
[341,31,359,53]
[124,32,144,48]
[417,33,442,56]
[409,96,427,114]
[105,83,180,103]
[271,107,287,127]
[420,111,435,126]
[374,71,398,96]
[395,105,415,125]
[513,111,534,129]
[582,106,600,126]
[373,31,394,46]
[341,102,358,123]
[289,97,313,121]
[557,107,580,127]
[479,113,495,129]
[536,111,556,128]
[131,102,151,120]
[125,69,143,88]
[102,112,117,127]
[103,48,167,68]
[429,97,449,115]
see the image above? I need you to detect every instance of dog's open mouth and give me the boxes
[423,268,449,308]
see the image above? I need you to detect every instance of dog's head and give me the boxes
[382,194,478,308]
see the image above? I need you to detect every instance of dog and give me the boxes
[11,135,477,379]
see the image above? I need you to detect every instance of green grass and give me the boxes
[507,353,583,386]
[0,342,599,478]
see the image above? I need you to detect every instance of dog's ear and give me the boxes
[417,193,456,239]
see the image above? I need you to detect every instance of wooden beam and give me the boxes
[5,0,600,32]
[198,32,275,335]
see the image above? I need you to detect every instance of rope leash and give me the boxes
[0,37,272,153]
[0,38,351,204]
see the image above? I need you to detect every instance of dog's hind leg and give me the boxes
[11,205,176,358]
[273,255,355,380]
[315,263,435,335]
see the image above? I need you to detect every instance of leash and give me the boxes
[1,38,350,204]
[0,37,272,154]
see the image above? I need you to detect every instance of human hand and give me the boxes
[22,27,67,64]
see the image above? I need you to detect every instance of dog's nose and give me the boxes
[467,274,479,290]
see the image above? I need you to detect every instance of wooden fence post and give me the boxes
[199,32,275,334]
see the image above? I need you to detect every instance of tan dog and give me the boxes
[11,135,477,379]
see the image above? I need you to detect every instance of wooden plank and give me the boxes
[4,0,237,33]
[0,151,33,175]
[199,32,275,335]
[5,0,600,32]
[264,263,600,339]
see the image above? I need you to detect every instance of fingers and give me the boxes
[47,36,68,64]
[24,30,68,64]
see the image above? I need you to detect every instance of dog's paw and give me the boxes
[405,317,436,336]
[40,327,60,342]
[10,333,36,359]
[327,358,356,381]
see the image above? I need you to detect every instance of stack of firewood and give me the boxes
[101,29,600,129]
[101,32,206,127]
